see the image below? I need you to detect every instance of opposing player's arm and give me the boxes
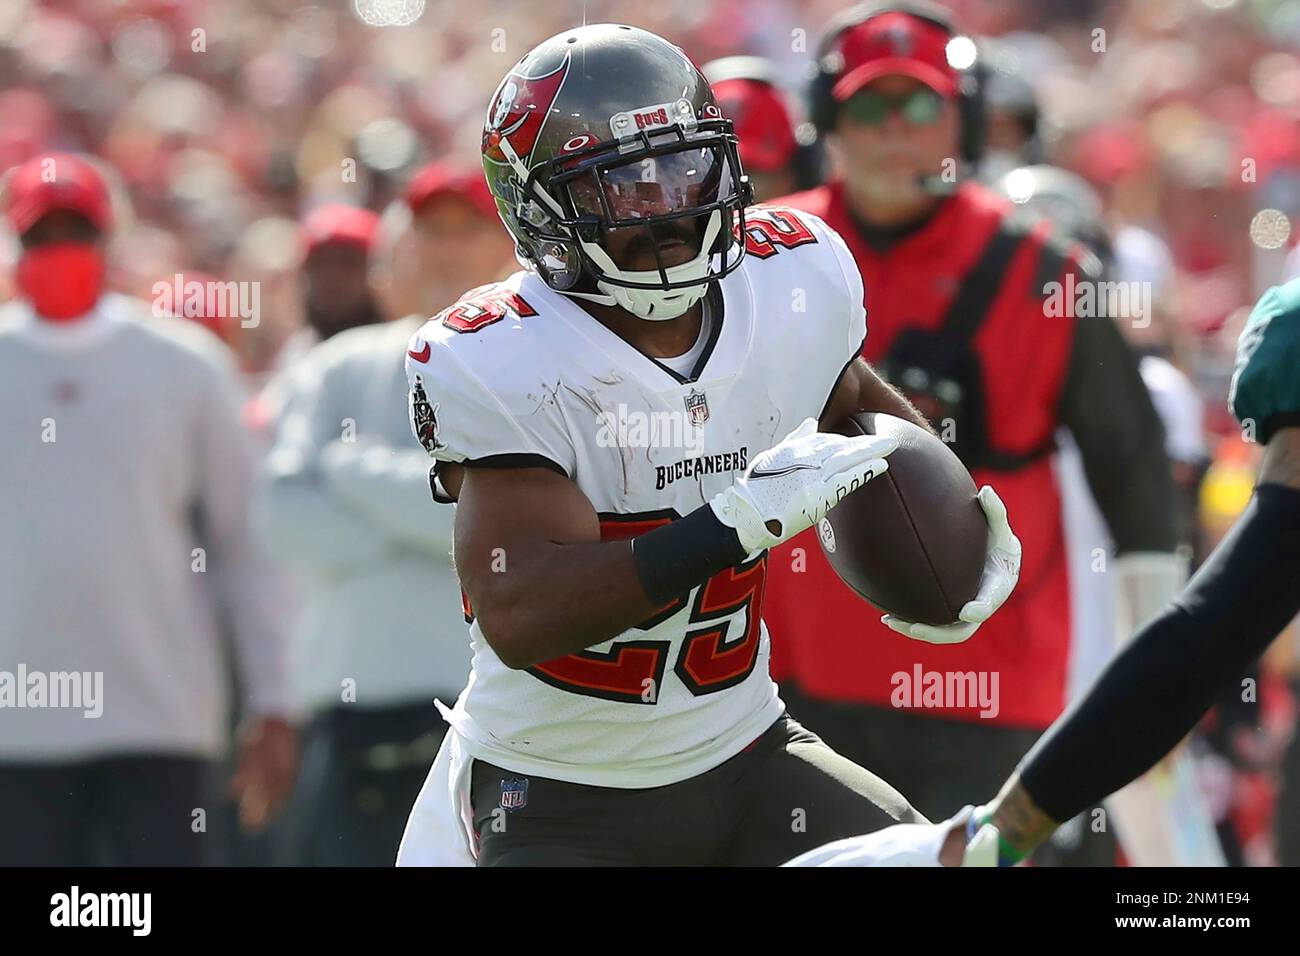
[970,287,1300,862]
[1260,425,1300,489]
[819,357,934,435]
[980,428,1300,862]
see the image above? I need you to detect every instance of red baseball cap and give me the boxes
[830,11,959,102]
[405,163,497,218]
[299,204,380,254]
[1071,122,1152,187]
[712,78,799,172]
[4,152,113,235]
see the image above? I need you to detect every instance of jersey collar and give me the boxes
[549,279,729,390]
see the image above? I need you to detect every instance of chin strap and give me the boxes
[559,274,708,320]
[558,280,704,320]
[577,210,725,320]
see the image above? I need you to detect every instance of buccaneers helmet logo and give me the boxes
[482,57,570,165]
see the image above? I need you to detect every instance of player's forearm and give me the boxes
[468,537,661,668]
[468,503,748,669]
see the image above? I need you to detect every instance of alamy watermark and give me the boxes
[50,886,150,936]
[595,404,706,456]
[151,273,260,328]
[1042,274,1152,328]
[0,665,102,718]
[890,664,1000,719]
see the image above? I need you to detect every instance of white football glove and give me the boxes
[882,484,1021,645]
[711,418,897,554]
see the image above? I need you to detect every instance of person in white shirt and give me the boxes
[0,153,296,865]
[250,205,385,439]
[258,164,513,866]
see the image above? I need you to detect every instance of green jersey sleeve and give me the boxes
[1229,278,1300,445]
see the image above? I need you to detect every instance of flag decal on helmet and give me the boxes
[482,58,570,166]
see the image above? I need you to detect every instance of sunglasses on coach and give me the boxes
[842,87,945,127]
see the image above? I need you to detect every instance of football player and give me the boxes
[786,278,1300,866]
[396,24,1019,867]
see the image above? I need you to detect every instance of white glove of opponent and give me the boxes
[710,418,896,554]
[881,484,1022,645]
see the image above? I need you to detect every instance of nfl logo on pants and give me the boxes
[500,777,529,811]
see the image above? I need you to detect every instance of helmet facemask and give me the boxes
[507,121,753,320]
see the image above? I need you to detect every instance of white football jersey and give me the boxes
[404,207,867,787]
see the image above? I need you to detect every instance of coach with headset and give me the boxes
[763,1,1180,831]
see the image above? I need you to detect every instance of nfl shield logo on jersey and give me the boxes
[500,777,529,811]
[684,389,710,427]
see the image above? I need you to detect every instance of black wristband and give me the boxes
[631,505,749,606]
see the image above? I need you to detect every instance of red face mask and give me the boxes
[15,242,107,321]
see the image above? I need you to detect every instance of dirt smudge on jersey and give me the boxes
[561,380,633,493]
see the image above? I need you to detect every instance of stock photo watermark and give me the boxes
[0,665,103,718]
[1042,274,1153,329]
[151,273,261,328]
[890,664,1000,719]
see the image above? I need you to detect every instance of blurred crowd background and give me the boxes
[4,0,1300,387]
[2,0,1299,866]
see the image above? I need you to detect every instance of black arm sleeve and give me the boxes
[1056,276,1177,554]
[1018,483,1300,822]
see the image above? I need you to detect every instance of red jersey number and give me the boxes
[438,285,537,334]
[526,512,768,704]
[735,208,818,260]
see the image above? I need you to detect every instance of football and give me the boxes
[818,412,988,626]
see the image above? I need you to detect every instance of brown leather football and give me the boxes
[818,412,988,626]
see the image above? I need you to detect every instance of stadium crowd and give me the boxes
[1,0,1298,866]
